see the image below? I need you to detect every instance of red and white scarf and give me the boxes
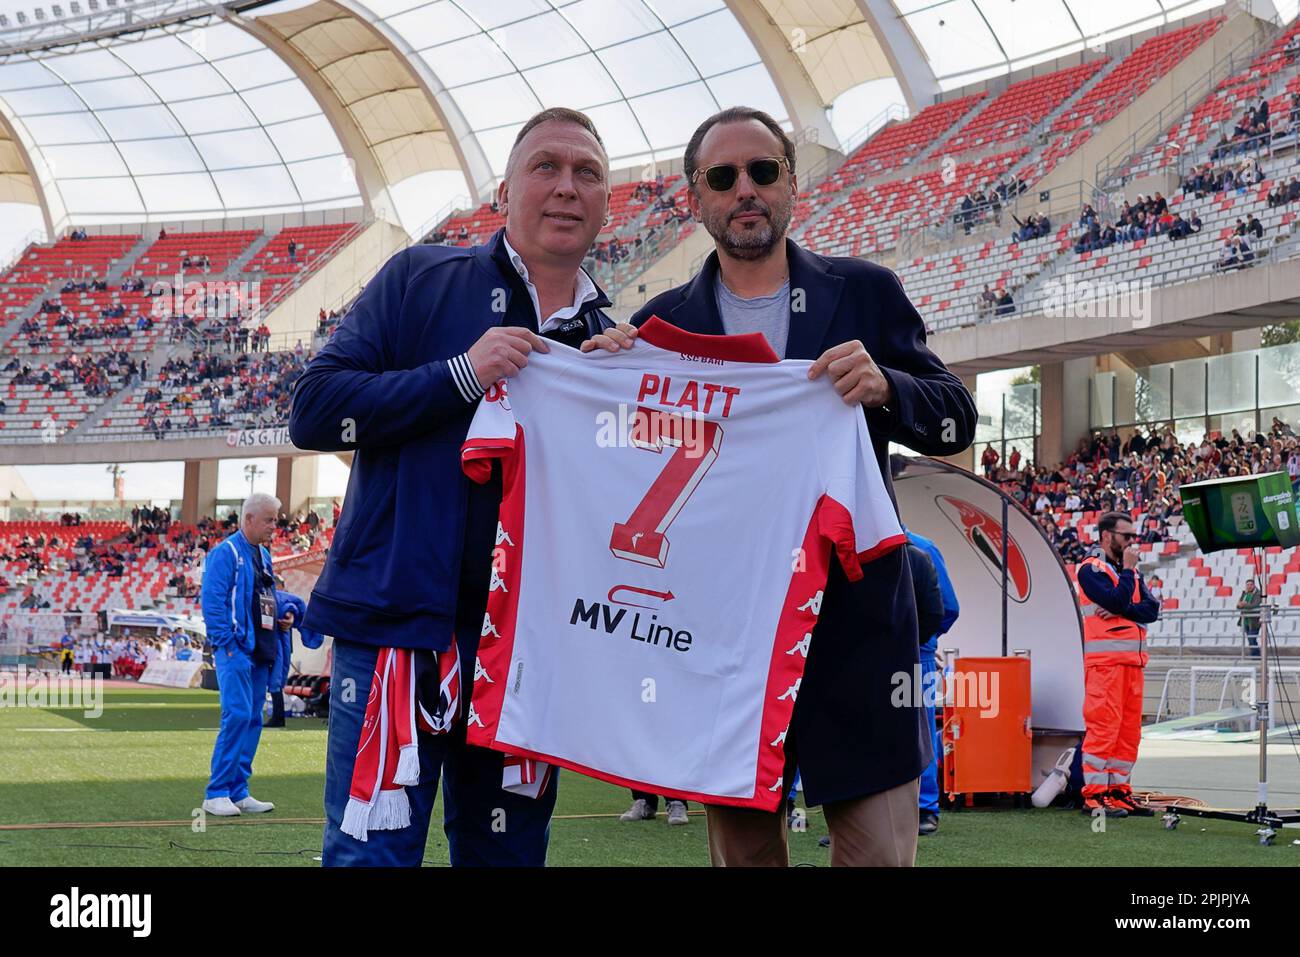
[340,643,551,842]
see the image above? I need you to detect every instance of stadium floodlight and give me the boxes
[16,11,26,23]
[88,0,98,9]
[34,8,47,21]
[52,4,64,17]
[70,1,80,12]
[0,14,8,26]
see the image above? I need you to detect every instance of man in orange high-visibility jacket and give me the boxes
[1076,511,1161,818]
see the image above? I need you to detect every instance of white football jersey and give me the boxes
[460,316,904,809]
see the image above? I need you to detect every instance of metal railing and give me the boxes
[248,219,370,324]
[1095,24,1282,190]
[842,103,909,156]
[899,176,1110,260]
[414,194,474,244]
[1,500,180,522]
[1148,607,1300,659]
[797,102,910,192]
[0,228,46,276]
[588,216,695,299]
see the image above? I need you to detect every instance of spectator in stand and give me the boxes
[981,443,999,479]
[1217,237,1241,270]
[1237,578,1262,658]
[287,239,298,262]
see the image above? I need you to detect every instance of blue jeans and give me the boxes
[322,637,559,867]
[919,647,941,814]
[207,646,271,801]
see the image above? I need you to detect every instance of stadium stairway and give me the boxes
[1,280,52,337]
[901,97,996,170]
[106,236,154,284]
[227,229,276,277]
[784,99,990,244]
[253,219,406,339]
[609,224,716,318]
[1031,12,1256,195]
[60,376,144,442]
[1030,54,1129,142]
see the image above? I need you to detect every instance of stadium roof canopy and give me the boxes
[0,0,1280,237]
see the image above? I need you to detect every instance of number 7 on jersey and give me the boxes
[610,406,723,568]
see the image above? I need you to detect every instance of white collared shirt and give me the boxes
[447,235,601,404]
[502,234,598,334]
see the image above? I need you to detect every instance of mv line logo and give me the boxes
[570,596,694,654]
[49,887,151,937]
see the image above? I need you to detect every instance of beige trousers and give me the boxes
[705,777,920,867]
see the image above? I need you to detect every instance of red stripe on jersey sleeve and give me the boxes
[461,436,516,484]
[465,424,526,750]
[816,494,906,580]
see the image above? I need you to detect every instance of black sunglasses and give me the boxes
[692,156,790,192]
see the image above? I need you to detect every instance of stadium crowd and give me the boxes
[140,347,307,438]
[958,177,1030,235]
[1204,93,1299,161]
[56,631,202,678]
[981,415,1300,565]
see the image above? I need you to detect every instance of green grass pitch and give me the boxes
[0,684,1294,866]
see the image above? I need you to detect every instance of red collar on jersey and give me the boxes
[637,315,780,363]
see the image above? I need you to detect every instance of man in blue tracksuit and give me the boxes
[201,492,291,817]
[289,107,616,867]
[906,528,959,836]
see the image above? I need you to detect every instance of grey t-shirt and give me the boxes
[714,274,790,359]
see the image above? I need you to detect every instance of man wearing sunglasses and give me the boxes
[585,106,975,866]
[1076,512,1160,818]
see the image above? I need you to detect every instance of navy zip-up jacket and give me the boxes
[1077,552,1161,624]
[288,229,613,650]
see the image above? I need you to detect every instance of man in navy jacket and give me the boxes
[586,107,976,865]
[289,108,615,866]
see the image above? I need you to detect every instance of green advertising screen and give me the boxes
[1178,471,1300,553]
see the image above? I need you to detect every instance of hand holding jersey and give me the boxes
[587,326,896,412]
[460,317,905,809]
[467,326,550,386]
[806,339,894,408]
[620,108,975,866]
